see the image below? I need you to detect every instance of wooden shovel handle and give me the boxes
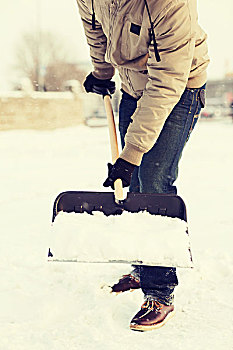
[104,94,124,202]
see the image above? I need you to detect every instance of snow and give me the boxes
[0,91,75,99]
[51,211,192,267]
[0,119,233,349]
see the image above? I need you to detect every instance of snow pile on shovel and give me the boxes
[49,211,193,268]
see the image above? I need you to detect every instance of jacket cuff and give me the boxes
[92,66,115,80]
[120,142,144,166]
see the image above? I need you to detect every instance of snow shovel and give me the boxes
[48,92,193,268]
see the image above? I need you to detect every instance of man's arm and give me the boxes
[120,0,202,166]
[76,0,115,80]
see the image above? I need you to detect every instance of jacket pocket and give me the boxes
[120,18,149,60]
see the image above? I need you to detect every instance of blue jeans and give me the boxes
[119,85,205,304]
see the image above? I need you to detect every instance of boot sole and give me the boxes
[130,310,176,332]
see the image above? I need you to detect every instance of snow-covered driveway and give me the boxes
[0,120,232,349]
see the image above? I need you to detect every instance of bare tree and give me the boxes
[15,31,85,91]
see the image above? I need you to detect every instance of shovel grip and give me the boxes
[104,95,124,202]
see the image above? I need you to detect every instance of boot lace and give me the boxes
[142,299,163,312]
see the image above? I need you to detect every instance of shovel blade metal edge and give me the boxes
[52,191,187,222]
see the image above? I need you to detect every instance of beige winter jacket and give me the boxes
[77,0,209,165]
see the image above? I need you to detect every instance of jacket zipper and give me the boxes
[107,1,119,61]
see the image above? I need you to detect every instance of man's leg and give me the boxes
[118,90,179,302]
[138,86,205,304]
[117,86,205,325]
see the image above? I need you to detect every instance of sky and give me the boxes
[0,0,232,90]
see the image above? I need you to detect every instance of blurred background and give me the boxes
[0,0,232,129]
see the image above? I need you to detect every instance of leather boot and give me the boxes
[111,273,141,293]
[130,299,175,331]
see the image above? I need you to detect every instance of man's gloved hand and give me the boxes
[83,73,116,95]
[103,158,136,189]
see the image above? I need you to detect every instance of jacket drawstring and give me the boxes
[91,0,96,29]
[144,0,161,62]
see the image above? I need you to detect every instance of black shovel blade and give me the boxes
[52,191,187,222]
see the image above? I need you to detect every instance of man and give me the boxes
[76,0,209,331]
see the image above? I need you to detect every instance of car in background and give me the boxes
[200,97,231,120]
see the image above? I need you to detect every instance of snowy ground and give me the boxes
[0,118,233,349]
